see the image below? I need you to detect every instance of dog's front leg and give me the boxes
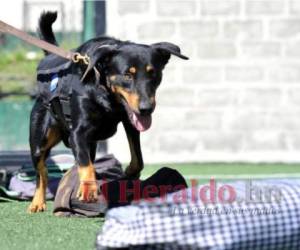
[70,130,98,202]
[123,121,144,178]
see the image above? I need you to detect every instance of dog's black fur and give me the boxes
[28,11,188,212]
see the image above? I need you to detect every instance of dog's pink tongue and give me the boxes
[132,113,152,132]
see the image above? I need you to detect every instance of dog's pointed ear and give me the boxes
[151,42,189,62]
[81,44,117,81]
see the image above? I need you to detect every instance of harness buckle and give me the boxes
[72,52,90,65]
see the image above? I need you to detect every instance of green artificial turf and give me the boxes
[142,163,300,184]
[1,163,300,250]
[143,163,300,176]
[0,201,103,250]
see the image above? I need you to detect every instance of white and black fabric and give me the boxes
[96,179,300,250]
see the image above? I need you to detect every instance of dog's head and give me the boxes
[83,42,188,132]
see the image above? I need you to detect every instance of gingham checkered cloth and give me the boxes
[96,179,300,250]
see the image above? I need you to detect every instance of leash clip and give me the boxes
[72,52,90,65]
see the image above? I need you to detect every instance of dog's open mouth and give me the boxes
[122,100,152,132]
[130,111,152,132]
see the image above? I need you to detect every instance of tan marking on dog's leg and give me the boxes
[44,127,61,149]
[28,128,61,213]
[77,162,98,202]
[28,155,47,213]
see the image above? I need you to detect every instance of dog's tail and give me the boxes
[38,11,58,55]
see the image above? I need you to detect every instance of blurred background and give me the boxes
[1,0,300,164]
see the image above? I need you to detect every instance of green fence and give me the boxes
[1,32,81,52]
[0,100,33,150]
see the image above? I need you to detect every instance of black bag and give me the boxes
[0,152,33,198]
[0,152,74,200]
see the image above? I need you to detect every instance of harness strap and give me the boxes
[47,97,72,131]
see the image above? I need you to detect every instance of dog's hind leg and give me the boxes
[28,100,61,213]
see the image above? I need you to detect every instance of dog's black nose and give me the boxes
[139,101,153,116]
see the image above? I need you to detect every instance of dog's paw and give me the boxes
[125,166,141,179]
[77,164,98,202]
[27,200,46,213]
[76,180,98,202]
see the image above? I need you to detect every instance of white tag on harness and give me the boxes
[50,74,59,92]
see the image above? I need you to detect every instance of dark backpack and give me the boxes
[0,151,74,199]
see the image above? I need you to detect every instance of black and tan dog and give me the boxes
[28,11,188,213]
